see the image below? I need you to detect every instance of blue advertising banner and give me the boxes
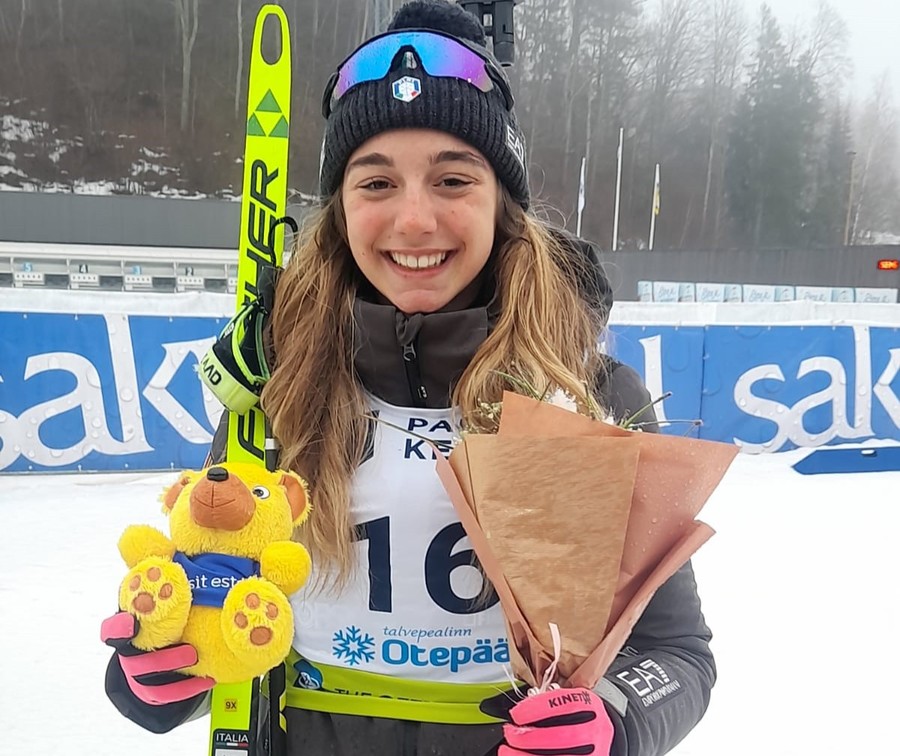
[605,326,705,433]
[1,312,898,472]
[2,312,228,472]
[607,324,899,451]
[696,325,900,452]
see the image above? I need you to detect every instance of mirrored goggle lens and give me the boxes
[332,31,495,103]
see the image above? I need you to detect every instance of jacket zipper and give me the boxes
[402,340,428,408]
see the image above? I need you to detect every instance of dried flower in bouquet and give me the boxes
[436,389,737,691]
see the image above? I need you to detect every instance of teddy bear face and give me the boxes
[163,462,310,559]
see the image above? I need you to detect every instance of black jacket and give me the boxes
[105,236,714,756]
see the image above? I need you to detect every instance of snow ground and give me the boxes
[0,447,897,755]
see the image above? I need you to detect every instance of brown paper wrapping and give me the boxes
[435,392,738,689]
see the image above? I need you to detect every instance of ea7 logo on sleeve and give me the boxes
[615,658,683,710]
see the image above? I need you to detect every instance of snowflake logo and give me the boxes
[332,625,376,667]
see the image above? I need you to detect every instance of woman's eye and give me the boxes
[362,179,391,190]
[251,486,270,499]
[440,177,471,188]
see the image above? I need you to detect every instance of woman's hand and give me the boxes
[101,611,215,705]
[492,687,615,756]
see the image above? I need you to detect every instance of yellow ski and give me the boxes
[209,5,291,755]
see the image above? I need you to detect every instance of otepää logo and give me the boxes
[331,625,510,673]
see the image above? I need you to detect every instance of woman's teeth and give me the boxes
[388,251,448,270]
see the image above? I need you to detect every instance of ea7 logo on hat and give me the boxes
[505,124,525,168]
[392,76,421,103]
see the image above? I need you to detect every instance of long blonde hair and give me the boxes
[262,186,606,582]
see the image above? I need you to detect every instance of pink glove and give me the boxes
[101,612,215,706]
[500,687,615,756]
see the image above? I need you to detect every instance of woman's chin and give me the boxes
[389,291,453,315]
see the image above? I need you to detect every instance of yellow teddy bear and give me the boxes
[115,462,311,684]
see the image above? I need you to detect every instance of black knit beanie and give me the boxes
[318,0,530,208]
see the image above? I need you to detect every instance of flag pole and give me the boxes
[576,155,586,237]
[649,162,660,250]
[612,127,624,251]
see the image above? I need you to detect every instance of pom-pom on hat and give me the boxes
[318,0,529,208]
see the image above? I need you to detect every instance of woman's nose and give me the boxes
[393,186,438,236]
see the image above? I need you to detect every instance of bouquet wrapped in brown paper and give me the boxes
[434,391,737,692]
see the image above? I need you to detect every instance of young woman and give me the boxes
[103,3,714,754]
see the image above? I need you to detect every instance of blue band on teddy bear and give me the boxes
[173,552,260,608]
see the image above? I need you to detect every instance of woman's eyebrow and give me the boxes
[346,152,394,171]
[431,150,487,169]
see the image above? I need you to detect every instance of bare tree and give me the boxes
[699,0,747,242]
[332,0,341,52]
[561,0,588,184]
[851,73,900,240]
[569,0,643,241]
[174,0,200,134]
[0,6,10,43]
[645,0,702,150]
[358,0,369,46]
[617,0,701,244]
[802,0,850,94]
[66,40,126,157]
[0,0,872,240]
[15,0,29,69]
[517,0,561,154]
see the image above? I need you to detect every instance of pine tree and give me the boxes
[808,105,853,247]
[725,5,821,247]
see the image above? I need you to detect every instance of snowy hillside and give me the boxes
[0,99,239,199]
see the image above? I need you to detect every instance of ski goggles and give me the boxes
[322,29,514,118]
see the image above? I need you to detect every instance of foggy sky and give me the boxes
[760,0,899,105]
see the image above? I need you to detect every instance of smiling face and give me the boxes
[341,128,499,314]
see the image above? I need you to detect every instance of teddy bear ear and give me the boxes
[279,471,311,525]
[162,471,195,512]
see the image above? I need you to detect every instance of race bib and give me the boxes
[290,397,510,684]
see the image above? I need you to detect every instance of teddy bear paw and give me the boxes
[119,557,191,651]
[221,577,293,670]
